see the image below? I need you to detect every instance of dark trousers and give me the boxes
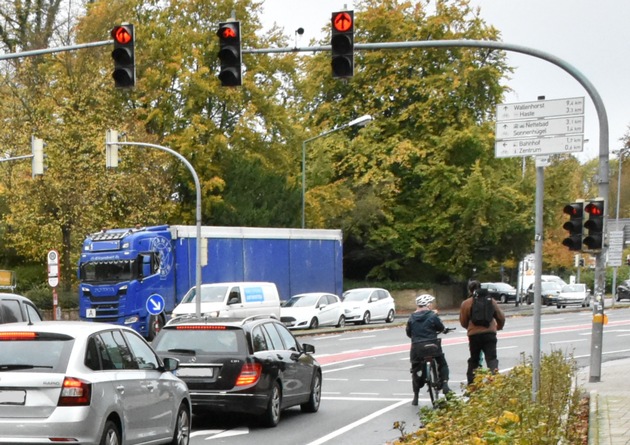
[466,332,499,384]
[410,342,449,395]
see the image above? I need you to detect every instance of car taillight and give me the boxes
[235,362,262,387]
[58,377,91,406]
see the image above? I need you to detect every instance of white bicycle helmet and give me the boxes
[415,294,435,307]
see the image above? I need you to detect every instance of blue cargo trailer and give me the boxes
[78,225,342,339]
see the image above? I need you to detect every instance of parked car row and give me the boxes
[480,282,518,303]
[280,287,396,330]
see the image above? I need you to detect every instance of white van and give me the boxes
[171,282,281,319]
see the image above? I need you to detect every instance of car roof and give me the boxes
[0,320,134,335]
[290,292,337,298]
[344,287,385,292]
[0,293,35,302]
[165,314,280,328]
[195,282,275,287]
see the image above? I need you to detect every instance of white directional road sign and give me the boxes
[607,230,624,267]
[495,134,583,158]
[495,115,584,140]
[496,97,585,122]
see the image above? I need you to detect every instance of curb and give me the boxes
[588,389,598,445]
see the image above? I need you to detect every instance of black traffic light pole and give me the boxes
[247,38,610,389]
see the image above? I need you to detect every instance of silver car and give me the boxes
[0,321,190,445]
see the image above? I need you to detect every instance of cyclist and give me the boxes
[406,294,451,405]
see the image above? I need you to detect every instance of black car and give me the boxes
[480,282,517,304]
[617,280,630,301]
[152,314,321,427]
[525,281,563,306]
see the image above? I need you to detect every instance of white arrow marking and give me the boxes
[150,299,162,311]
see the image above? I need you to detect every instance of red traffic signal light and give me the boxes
[217,21,242,87]
[331,11,354,78]
[583,198,605,251]
[111,24,135,88]
[562,201,584,251]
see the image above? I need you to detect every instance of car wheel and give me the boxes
[148,314,164,341]
[385,309,395,323]
[170,403,190,445]
[100,420,121,445]
[262,383,281,427]
[336,315,346,328]
[557,304,561,309]
[361,311,371,325]
[500,294,507,304]
[309,317,319,329]
[301,372,322,413]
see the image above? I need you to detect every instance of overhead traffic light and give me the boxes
[217,21,242,86]
[331,10,354,78]
[562,201,584,251]
[583,198,605,251]
[111,24,135,88]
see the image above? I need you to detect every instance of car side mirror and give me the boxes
[161,357,179,372]
[302,343,315,354]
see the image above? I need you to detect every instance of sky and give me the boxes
[258,0,630,163]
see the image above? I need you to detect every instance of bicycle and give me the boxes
[417,327,455,407]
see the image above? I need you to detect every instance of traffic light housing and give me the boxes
[331,10,354,78]
[111,24,135,88]
[31,136,44,177]
[583,198,605,251]
[562,201,584,251]
[217,21,242,86]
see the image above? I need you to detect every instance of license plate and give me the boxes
[176,367,214,378]
[0,390,26,405]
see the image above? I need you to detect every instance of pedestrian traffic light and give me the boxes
[583,198,605,251]
[562,201,584,251]
[111,24,135,88]
[331,10,354,78]
[217,21,242,86]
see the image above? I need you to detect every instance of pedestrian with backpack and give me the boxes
[459,280,505,385]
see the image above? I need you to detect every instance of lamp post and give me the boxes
[301,114,373,228]
[612,147,630,306]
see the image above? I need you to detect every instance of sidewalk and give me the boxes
[578,358,630,445]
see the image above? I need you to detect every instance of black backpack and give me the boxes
[470,289,495,328]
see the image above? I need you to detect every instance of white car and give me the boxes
[0,321,191,444]
[557,283,591,308]
[280,292,345,329]
[341,288,396,325]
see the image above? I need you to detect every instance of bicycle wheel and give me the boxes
[425,359,441,406]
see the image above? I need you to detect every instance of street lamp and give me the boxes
[301,114,373,228]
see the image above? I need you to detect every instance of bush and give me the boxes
[395,351,585,444]
[24,284,78,310]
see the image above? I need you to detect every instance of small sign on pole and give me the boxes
[47,250,59,320]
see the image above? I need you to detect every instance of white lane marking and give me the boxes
[350,392,379,396]
[549,339,587,345]
[305,399,410,445]
[190,427,249,440]
[322,364,363,373]
[325,378,349,381]
[339,335,377,341]
[497,345,519,350]
[359,379,388,382]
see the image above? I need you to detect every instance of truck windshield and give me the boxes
[80,260,136,283]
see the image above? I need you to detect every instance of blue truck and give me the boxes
[78,225,343,339]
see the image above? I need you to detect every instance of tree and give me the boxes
[298,0,531,281]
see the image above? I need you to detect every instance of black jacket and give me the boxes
[406,309,445,344]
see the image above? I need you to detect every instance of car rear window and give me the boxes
[0,300,22,323]
[0,332,74,372]
[153,326,244,354]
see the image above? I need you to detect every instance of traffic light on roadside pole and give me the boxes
[331,10,354,78]
[562,201,584,251]
[111,24,135,88]
[583,198,605,251]
[217,21,242,86]
[106,129,119,169]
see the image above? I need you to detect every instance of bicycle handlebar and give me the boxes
[442,327,456,334]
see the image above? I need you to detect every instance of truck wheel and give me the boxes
[361,311,371,325]
[148,314,164,341]
[336,315,345,328]
[309,317,319,329]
